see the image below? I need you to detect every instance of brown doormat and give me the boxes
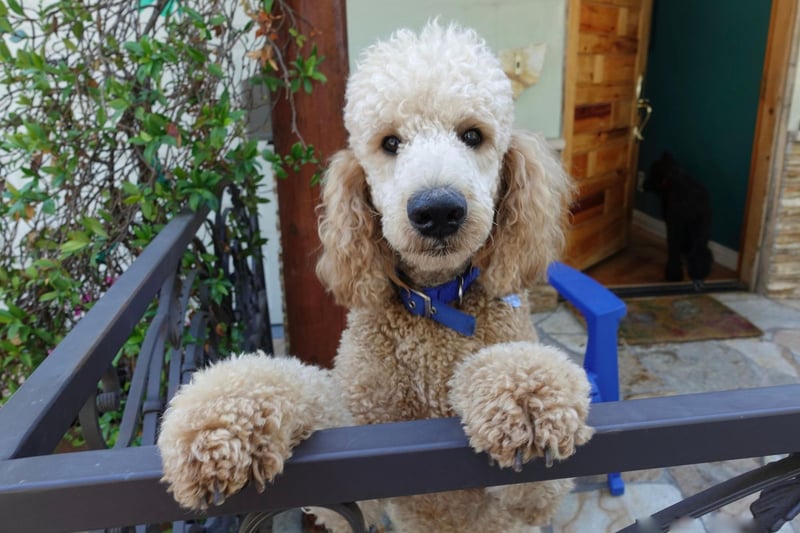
[618,294,763,345]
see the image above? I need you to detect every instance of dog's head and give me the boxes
[645,151,679,193]
[317,22,574,309]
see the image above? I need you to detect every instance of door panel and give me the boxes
[562,0,653,269]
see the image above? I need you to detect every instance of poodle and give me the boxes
[157,22,593,532]
[645,152,713,286]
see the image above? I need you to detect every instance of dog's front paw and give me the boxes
[157,354,338,510]
[158,394,293,510]
[449,342,593,470]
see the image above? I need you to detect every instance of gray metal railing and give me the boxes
[0,203,799,532]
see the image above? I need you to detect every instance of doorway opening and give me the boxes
[564,0,791,296]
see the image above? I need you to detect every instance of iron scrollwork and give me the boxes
[74,181,273,532]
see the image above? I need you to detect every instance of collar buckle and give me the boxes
[394,266,480,336]
[406,287,436,317]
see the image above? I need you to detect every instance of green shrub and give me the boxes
[0,0,323,404]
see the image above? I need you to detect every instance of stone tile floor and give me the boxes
[539,292,800,533]
[274,292,800,532]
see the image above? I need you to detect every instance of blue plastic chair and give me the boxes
[547,261,627,496]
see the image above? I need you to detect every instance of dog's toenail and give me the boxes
[513,448,524,472]
[544,447,554,468]
[213,487,225,506]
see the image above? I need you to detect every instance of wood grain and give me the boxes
[564,0,653,269]
[271,0,349,367]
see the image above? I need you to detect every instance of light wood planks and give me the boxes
[563,0,652,269]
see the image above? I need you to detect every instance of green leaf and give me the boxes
[109,98,129,111]
[186,47,206,64]
[160,134,176,147]
[61,238,89,254]
[141,199,154,221]
[72,20,84,40]
[6,0,24,16]
[39,291,59,302]
[0,17,11,34]
[0,38,11,61]
[42,198,55,214]
[123,41,144,57]
[143,141,158,164]
[208,63,224,78]
[33,259,58,269]
[82,217,109,239]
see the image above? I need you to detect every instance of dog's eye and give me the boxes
[461,128,483,148]
[381,135,401,154]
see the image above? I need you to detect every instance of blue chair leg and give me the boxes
[546,262,626,495]
[585,314,626,496]
[607,472,625,496]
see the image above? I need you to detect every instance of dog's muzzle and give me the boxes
[406,187,467,239]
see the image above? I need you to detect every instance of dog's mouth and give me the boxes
[404,234,465,257]
[422,239,459,257]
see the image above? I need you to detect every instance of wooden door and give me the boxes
[561,0,653,269]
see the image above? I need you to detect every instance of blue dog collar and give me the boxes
[396,266,480,336]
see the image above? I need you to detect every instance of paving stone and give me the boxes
[554,483,706,533]
[619,346,674,399]
[723,337,800,378]
[774,329,800,357]
[534,305,586,335]
[541,333,588,359]
[623,468,670,484]
[627,341,797,395]
[712,294,800,331]
[778,299,800,312]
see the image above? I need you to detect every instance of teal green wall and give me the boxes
[635,0,771,251]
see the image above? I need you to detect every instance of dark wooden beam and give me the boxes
[271,0,349,367]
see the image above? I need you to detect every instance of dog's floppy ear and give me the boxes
[476,130,576,297]
[316,149,394,309]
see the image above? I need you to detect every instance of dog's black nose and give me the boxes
[407,188,467,239]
